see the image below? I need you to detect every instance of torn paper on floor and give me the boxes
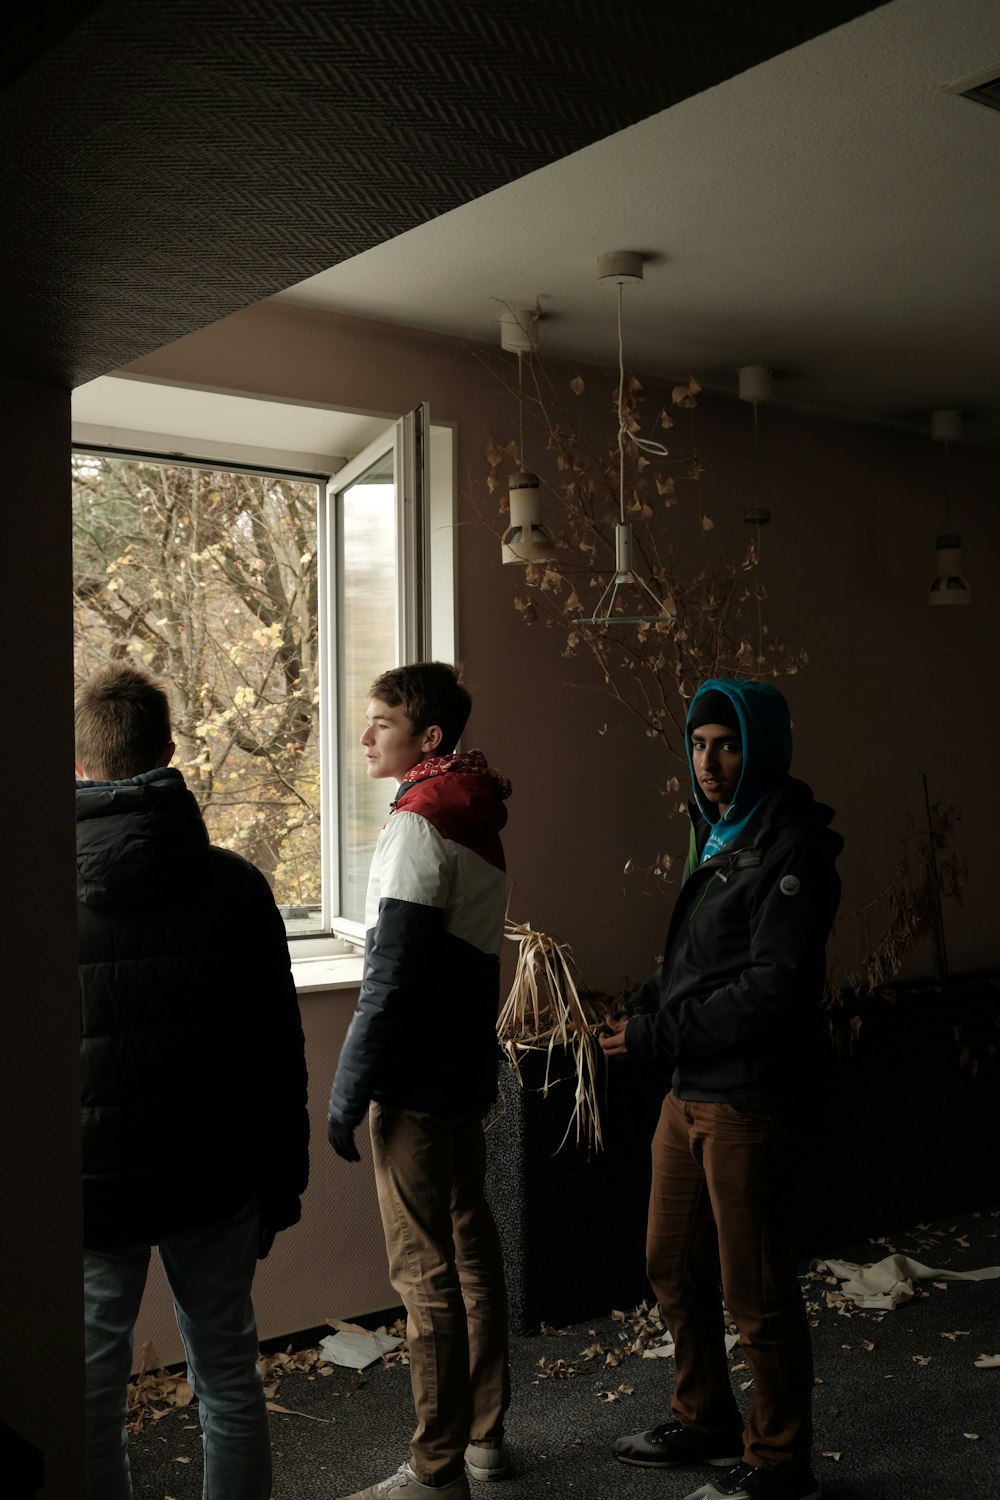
[643,1332,739,1360]
[318,1330,403,1369]
[822,1254,1000,1310]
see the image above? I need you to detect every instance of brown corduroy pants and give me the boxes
[370,1103,510,1485]
[646,1091,815,1469]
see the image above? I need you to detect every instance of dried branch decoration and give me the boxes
[497,919,612,1151]
[825,799,967,1040]
[485,351,807,771]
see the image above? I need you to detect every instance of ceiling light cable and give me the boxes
[579,253,673,627]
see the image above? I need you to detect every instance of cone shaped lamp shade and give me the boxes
[927,534,971,606]
[501,472,555,565]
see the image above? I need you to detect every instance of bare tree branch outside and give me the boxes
[72,454,321,909]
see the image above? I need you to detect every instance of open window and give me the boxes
[71,378,455,957]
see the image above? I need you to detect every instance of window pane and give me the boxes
[72,454,322,926]
[338,453,397,924]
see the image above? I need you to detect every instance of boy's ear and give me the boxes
[421,724,443,754]
[156,740,176,768]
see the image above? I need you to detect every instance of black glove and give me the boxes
[257,1222,277,1260]
[327,1116,361,1162]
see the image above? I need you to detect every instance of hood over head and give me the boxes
[686,678,792,859]
[395,748,512,804]
[76,766,209,907]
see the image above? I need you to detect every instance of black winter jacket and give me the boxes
[78,768,309,1247]
[624,777,842,1118]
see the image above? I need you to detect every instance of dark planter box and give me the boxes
[485,1044,662,1333]
[485,976,1000,1332]
[800,974,1000,1254]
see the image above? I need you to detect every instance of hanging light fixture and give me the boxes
[738,365,772,527]
[499,308,556,566]
[927,409,971,607]
[501,470,556,564]
[578,251,673,627]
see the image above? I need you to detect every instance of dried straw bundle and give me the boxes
[497,919,611,1151]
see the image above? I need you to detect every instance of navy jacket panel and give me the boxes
[78,767,309,1247]
[625,777,842,1117]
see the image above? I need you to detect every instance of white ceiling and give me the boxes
[273,0,1000,446]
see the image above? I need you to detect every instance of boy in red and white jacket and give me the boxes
[328,662,512,1500]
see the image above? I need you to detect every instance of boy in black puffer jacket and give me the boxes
[77,662,309,1500]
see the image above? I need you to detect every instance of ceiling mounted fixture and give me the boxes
[927,408,971,608]
[738,365,773,528]
[499,307,555,566]
[501,469,556,565]
[578,250,673,627]
[499,308,535,354]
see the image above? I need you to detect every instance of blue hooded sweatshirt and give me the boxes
[686,678,792,864]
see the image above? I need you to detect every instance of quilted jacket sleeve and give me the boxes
[246,870,310,1230]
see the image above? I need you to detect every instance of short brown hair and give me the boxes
[75,663,172,780]
[367,661,471,753]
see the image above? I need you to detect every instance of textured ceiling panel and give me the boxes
[1,0,886,387]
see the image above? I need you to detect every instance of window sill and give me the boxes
[291,952,365,993]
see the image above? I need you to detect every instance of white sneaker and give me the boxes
[337,1463,471,1500]
[465,1443,512,1481]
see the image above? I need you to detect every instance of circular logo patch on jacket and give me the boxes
[779,875,801,896]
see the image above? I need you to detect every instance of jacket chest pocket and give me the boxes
[686,855,759,929]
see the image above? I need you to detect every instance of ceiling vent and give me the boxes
[943,64,1000,114]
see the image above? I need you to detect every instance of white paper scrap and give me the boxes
[823,1254,1000,1310]
[318,1330,402,1370]
[641,1331,738,1360]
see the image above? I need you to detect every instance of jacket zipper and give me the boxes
[687,868,727,921]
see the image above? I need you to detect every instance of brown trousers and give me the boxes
[370,1104,510,1484]
[646,1091,814,1469]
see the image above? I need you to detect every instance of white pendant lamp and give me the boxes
[501,470,556,565]
[498,308,556,566]
[738,365,772,527]
[927,410,971,607]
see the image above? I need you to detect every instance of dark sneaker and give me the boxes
[612,1419,744,1469]
[683,1461,822,1500]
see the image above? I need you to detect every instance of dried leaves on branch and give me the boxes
[484,351,806,771]
[72,455,321,901]
[826,800,968,1024]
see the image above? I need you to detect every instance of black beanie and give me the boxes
[687,689,740,736]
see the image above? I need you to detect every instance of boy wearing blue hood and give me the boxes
[601,679,842,1500]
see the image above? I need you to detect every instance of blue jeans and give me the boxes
[83,1199,271,1500]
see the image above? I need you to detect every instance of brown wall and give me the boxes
[131,300,1000,991]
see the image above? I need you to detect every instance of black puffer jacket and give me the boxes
[78,767,309,1247]
[624,777,843,1118]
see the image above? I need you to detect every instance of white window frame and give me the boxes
[71,386,456,980]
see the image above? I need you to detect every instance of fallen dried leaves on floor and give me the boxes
[127,1318,408,1431]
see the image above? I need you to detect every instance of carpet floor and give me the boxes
[125,1205,1000,1500]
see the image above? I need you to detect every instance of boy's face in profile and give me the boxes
[361,697,432,783]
